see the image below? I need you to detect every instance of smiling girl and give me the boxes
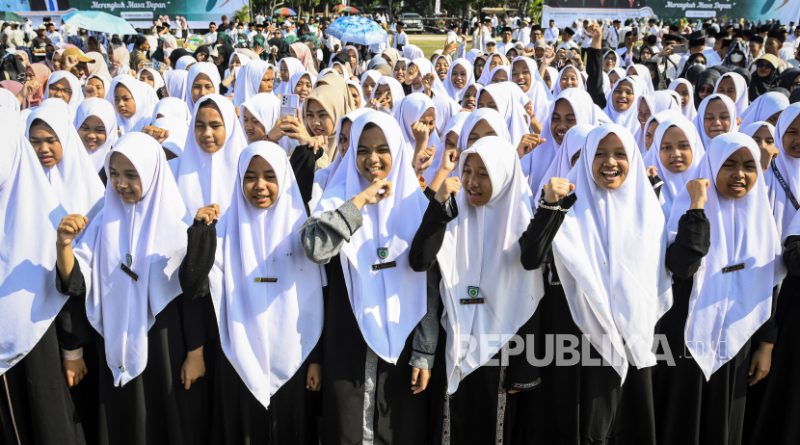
[26,99,104,217]
[74,98,119,174]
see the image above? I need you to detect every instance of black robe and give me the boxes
[516,196,656,445]
[744,235,800,445]
[408,196,541,444]
[319,255,444,445]
[0,319,87,445]
[173,144,325,444]
[56,259,208,445]
[178,220,316,445]
[654,209,770,445]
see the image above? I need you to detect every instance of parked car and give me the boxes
[397,12,424,33]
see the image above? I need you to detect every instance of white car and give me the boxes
[397,13,424,33]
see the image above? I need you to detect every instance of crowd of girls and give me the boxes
[2,20,800,445]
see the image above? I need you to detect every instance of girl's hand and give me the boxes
[748,342,773,386]
[63,357,88,387]
[411,367,431,394]
[414,145,436,176]
[352,179,393,208]
[180,346,205,390]
[306,363,321,391]
[57,215,89,247]
[434,177,461,204]
[194,204,220,225]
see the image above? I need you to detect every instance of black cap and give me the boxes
[689,37,706,48]
[563,27,575,35]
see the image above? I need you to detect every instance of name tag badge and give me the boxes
[372,261,397,271]
[120,263,139,281]
[460,286,485,305]
[254,277,278,283]
[721,263,745,274]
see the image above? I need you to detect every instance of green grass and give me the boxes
[408,34,448,58]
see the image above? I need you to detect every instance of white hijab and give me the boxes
[184,62,222,110]
[164,69,189,99]
[312,110,428,364]
[627,64,655,95]
[714,72,750,117]
[0,88,19,111]
[137,67,165,91]
[175,55,197,70]
[668,78,698,120]
[552,65,586,96]
[176,94,248,215]
[479,82,529,147]
[524,88,604,201]
[456,108,511,150]
[511,56,554,122]
[108,76,159,134]
[232,60,274,107]
[0,110,68,375]
[44,70,84,118]
[26,99,104,217]
[534,124,594,201]
[393,92,437,145]
[766,102,800,238]
[275,57,305,96]
[693,93,738,150]
[437,136,544,394]
[369,76,406,113]
[425,111,470,185]
[310,108,372,210]
[666,132,785,380]
[208,141,324,408]
[74,97,119,173]
[552,124,673,382]
[651,116,706,217]
[739,91,788,128]
[604,77,642,136]
[74,132,191,386]
[152,96,191,126]
[443,58,474,102]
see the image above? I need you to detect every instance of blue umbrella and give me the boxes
[62,10,137,35]
[326,16,387,46]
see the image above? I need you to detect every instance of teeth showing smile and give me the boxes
[601,169,620,177]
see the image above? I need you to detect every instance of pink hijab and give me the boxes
[26,63,51,108]
[290,42,318,76]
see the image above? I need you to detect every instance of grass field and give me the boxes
[407,33,448,57]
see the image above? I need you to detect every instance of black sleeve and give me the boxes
[409,197,458,272]
[55,261,93,350]
[409,267,443,369]
[518,194,576,270]
[585,47,607,108]
[783,235,800,276]
[665,209,710,279]
[290,144,324,206]
[179,219,218,350]
[179,219,217,300]
[649,174,664,198]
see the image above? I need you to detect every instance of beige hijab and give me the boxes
[305,83,353,168]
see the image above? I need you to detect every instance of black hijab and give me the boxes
[749,56,781,101]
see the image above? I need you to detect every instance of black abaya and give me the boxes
[516,198,656,445]
[56,262,207,445]
[654,209,754,445]
[744,236,800,445]
[0,322,87,445]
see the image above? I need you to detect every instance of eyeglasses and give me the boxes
[49,85,72,95]
[756,62,773,70]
